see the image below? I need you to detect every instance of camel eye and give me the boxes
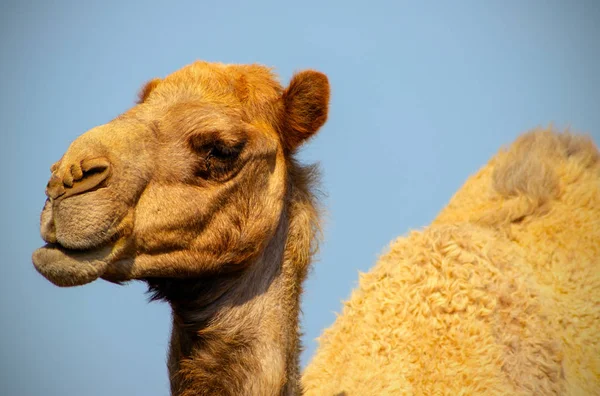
[188,134,245,160]
[208,142,243,161]
[189,136,246,180]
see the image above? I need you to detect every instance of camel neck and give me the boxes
[153,216,303,396]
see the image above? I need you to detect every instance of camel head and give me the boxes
[33,61,330,287]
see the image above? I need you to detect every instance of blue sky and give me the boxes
[1,1,599,395]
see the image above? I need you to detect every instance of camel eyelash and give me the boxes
[207,140,246,160]
[188,133,246,158]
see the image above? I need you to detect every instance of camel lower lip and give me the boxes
[32,243,114,287]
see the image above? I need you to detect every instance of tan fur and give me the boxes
[33,61,329,395]
[302,129,600,395]
[33,61,598,395]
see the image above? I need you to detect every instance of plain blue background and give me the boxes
[2,1,599,395]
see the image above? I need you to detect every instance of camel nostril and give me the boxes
[82,162,109,178]
[45,157,112,201]
[61,157,111,199]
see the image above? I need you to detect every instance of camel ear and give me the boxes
[282,70,330,150]
[137,78,162,103]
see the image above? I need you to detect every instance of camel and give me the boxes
[302,130,600,395]
[33,61,330,395]
[33,60,600,395]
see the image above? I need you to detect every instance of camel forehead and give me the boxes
[157,61,284,103]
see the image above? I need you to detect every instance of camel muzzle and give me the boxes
[33,120,155,286]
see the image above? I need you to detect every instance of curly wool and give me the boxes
[302,129,600,395]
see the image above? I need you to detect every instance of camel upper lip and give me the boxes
[44,241,107,253]
[45,225,123,252]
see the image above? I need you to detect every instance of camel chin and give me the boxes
[32,243,114,287]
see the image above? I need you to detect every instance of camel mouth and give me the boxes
[32,241,117,287]
[35,191,136,287]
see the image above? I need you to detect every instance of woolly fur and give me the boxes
[302,129,600,395]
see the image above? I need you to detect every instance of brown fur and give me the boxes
[33,61,329,395]
[137,78,162,103]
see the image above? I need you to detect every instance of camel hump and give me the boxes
[435,128,600,227]
[492,129,599,202]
